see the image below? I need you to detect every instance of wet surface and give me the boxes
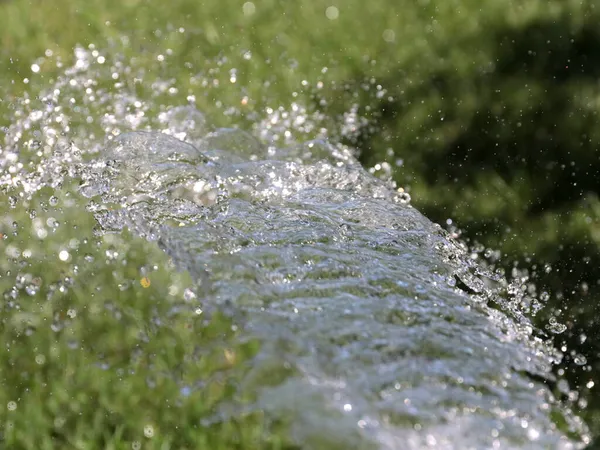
[0,42,589,449]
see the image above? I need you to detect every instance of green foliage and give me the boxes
[0,188,298,449]
[1,0,599,446]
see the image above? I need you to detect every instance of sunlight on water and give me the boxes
[0,33,590,449]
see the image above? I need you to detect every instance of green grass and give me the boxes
[1,0,600,447]
[0,187,299,449]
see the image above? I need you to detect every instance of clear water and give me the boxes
[0,38,590,449]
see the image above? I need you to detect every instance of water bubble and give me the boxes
[325,6,339,20]
[382,29,396,43]
[6,245,21,258]
[25,284,39,296]
[143,424,154,438]
[546,317,567,334]
[180,386,192,397]
[7,401,17,411]
[527,428,540,441]
[242,2,255,15]
[35,354,46,365]
[54,417,65,428]
[59,250,70,261]
[183,288,197,302]
[394,189,411,204]
[47,217,59,229]
[105,249,119,260]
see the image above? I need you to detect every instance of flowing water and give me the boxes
[0,37,591,448]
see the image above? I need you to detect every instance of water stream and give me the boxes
[0,40,590,449]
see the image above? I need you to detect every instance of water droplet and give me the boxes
[143,424,154,438]
[545,318,567,334]
[25,284,39,296]
[383,29,396,43]
[325,6,339,20]
[183,288,197,302]
[180,386,192,397]
[242,2,255,15]
[54,416,65,428]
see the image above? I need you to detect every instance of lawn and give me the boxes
[1,0,599,447]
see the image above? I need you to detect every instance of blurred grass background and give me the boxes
[1,0,599,447]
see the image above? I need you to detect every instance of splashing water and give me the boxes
[0,37,590,449]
